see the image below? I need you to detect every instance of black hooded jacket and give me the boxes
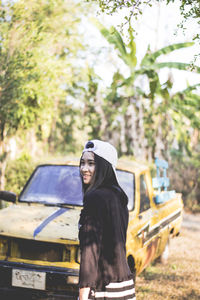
[78,186,132,290]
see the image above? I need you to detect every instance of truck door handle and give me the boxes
[139,215,143,220]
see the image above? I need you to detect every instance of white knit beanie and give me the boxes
[82,140,118,170]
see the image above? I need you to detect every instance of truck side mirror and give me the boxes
[0,191,16,203]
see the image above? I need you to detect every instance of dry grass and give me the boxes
[136,227,200,299]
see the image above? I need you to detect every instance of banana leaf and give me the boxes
[141,42,194,66]
[150,62,200,73]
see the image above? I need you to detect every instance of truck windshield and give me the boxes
[19,165,83,206]
[19,165,135,209]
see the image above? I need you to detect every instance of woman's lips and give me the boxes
[83,174,90,180]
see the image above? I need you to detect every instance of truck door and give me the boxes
[137,173,155,270]
[139,174,151,214]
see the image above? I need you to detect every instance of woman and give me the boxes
[79,140,136,300]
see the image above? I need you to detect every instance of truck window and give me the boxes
[19,165,83,206]
[139,174,150,213]
[116,170,135,211]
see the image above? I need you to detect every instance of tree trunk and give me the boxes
[137,100,147,160]
[126,102,137,156]
[48,97,59,153]
[191,128,199,150]
[0,160,7,191]
[120,116,127,154]
[94,92,108,139]
[0,139,8,208]
[0,139,7,191]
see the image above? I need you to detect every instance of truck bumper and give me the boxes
[0,260,79,299]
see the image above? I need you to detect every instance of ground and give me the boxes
[136,211,200,299]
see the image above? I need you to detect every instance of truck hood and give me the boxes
[0,204,81,242]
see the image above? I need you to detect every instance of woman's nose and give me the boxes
[82,164,88,171]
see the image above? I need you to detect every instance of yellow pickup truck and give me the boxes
[0,158,183,299]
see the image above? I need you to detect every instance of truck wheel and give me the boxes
[127,255,136,283]
[160,239,169,264]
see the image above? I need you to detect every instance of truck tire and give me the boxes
[127,255,136,282]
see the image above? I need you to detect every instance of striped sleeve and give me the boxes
[89,279,136,300]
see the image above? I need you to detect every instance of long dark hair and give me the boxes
[80,153,128,206]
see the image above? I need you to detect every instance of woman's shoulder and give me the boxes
[86,187,117,199]
[84,188,108,204]
[84,187,119,208]
[82,189,109,217]
[83,187,127,219]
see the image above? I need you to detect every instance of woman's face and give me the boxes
[80,152,95,185]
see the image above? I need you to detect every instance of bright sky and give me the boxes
[84,1,200,94]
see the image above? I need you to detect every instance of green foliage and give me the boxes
[169,149,200,209]
[0,0,88,188]
[88,0,200,62]
[47,98,79,154]
[84,21,200,210]
[5,153,36,195]
[150,62,200,73]
[92,19,137,69]
[87,0,152,20]
[141,43,195,66]
[92,21,199,156]
[0,0,85,140]
[89,1,200,33]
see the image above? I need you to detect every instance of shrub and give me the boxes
[5,153,36,196]
[169,150,200,211]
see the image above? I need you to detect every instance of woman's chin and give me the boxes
[83,180,91,185]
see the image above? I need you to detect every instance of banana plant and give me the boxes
[94,20,199,98]
[91,21,200,158]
